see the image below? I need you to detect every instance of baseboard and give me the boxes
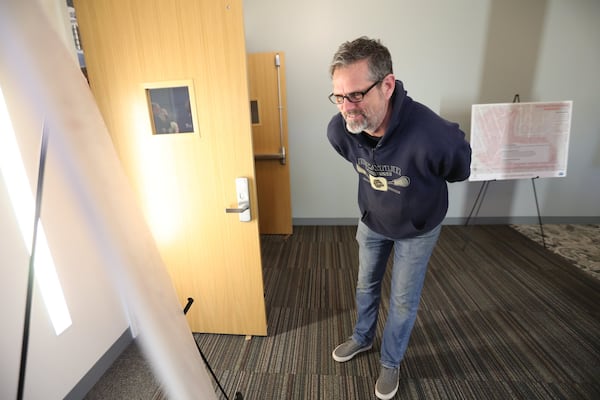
[293,216,600,226]
[445,216,600,225]
[293,218,359,225]
[64,328,133,400]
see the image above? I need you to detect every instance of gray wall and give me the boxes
[244,0,600,224]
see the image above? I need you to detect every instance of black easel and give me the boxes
[464,94,546,248]
[17,124,49,400]
[183,298,243,400]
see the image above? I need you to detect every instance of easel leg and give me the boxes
[531,177,546,248]
[183,298,244,400]
[465,181,489,227]
[463,180,492,251]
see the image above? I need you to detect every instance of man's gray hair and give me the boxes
[329,36,393,81]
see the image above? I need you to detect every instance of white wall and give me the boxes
[1,1,223,398]
[0,171,33,398]
[0,152,130,400]
[1,1,132,398]
[244,0,600,223]
[0,2,130,399]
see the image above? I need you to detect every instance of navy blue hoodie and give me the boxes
[327,80,472,239]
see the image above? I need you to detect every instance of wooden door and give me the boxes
[74,0,267,336]
[248,52,293,235]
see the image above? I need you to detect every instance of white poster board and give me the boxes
[469,101,572,181]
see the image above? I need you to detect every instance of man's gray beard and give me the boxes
[346,119,368,134]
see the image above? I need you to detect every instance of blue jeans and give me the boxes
[351,220,441,369]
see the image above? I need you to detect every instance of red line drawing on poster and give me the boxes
[469,101,572,181]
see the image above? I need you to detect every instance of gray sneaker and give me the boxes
[375,366,399,399]
[332,338,372,362]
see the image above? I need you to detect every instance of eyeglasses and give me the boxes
[328,80,381,104]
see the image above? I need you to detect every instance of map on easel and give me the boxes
[469,101,573,181]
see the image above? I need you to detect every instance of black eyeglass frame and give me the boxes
[328,80,382,104]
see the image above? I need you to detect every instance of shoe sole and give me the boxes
[375,382,398,399]
[331,343,372,362]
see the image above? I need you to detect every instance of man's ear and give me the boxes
[382,74,395,99]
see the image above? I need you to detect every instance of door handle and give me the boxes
[226,202,249,213]
[225,177,251,222]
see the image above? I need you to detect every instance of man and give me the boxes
[327,37,471,399]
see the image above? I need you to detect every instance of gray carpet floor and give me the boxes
[84,224,600,400]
